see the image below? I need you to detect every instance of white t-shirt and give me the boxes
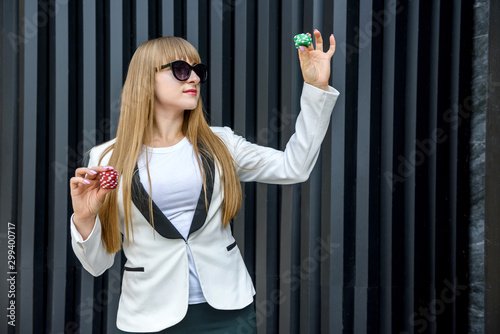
[136,137,206,304]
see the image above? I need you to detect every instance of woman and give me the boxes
[70,30,339,333]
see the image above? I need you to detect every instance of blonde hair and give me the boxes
[97,36,242,253]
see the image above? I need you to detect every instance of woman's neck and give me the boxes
[148,118,185,148]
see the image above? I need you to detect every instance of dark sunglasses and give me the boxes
[156,60,208,83]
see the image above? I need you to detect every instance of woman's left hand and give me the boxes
[298,30,336,91]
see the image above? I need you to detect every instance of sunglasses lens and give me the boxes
[193,64,208,83]
[169,61,207,82]
[172,61,191,81]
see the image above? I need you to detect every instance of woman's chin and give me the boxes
[185,101,199,110]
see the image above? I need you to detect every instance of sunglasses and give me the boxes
[156,60,208,83]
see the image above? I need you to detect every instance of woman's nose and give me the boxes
[187,70,200,84]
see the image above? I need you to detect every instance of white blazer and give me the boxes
[70,82,340,332]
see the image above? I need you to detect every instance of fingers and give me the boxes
[70,176,92,191]
[75,167,98,179]
[96,187,116,204]
[298,45,311,59]
[327,34,336,57]
[299,30,335,56]
[313,29,323,52]
[75,166,114,179]
[70,173,118,203]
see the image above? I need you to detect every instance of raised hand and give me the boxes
[297,29,336,91]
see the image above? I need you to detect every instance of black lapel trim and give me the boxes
[131,165,184,239]
[188,153,215,237]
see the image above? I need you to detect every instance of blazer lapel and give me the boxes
[130,153,215,240]
[131,165,184,239]
[188,153,214,237]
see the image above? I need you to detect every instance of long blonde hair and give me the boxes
[98,37,242,254]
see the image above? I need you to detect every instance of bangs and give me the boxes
[153,37,202,69]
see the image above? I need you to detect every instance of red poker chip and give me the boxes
[99,170,119,189]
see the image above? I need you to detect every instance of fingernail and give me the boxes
[299,46,305,51]
[84,179,91,184]
[89,170,97,174]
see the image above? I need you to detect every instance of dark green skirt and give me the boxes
[116,302,257,334]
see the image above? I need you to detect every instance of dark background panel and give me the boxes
[0,0,489,333]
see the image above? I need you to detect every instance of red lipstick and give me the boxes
[183,89,197,95]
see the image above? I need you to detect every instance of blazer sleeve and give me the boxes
[212,82,340,184]
[70,148,116,277]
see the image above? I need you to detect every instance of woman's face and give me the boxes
[154,57,201,115]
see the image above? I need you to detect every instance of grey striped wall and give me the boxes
[0,0,476,333]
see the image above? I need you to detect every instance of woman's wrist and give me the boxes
[73,213,97,226]
[73,213,97,241]
[306,81,329,91]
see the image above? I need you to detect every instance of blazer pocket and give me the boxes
[124,266,145,272]
[226,241,237,251]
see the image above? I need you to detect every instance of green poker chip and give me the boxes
[293,33,312,49]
